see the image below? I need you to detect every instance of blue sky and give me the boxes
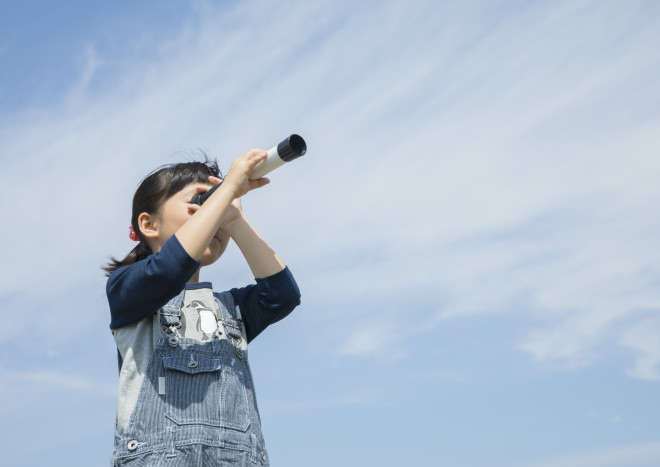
[1,1,659,465]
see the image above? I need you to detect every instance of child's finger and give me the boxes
[208,176,222,185]
[248,177,270,191]
[246,150,268,167]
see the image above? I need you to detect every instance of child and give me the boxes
[104,149,301,466]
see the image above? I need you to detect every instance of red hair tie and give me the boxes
[129,226,139,242]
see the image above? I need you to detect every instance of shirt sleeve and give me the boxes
[107,235,201,329]
[229,266,301,343]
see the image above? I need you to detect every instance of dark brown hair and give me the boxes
[103,158,221,276]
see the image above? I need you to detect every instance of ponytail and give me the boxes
[103,240,152,277]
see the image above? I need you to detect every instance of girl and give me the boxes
[105,149,301,466]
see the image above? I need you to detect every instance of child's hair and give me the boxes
[103,157,222,277]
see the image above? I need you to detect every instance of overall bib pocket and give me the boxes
[162,354,250,431]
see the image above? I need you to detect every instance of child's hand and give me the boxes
[204,176,244,229]
[222,149,270,198]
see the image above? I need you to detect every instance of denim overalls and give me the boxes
[112,289,269,466]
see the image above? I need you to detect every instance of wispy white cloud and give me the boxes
[620,316,660,380]
[66,44,101,102]
[338,318,404,362]
[529,440,660,467]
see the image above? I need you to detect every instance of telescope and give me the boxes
[191,134,306,205]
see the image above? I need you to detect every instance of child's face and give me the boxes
[154,182,230,266]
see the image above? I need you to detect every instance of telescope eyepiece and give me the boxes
[190,182,221,206]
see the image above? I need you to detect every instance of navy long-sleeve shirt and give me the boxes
[107,235,300,342]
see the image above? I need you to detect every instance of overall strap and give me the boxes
[159,289,186,347]
[214,292,245,354]
[214,291,238,322]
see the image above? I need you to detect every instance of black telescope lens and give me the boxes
[289,134,306,157]
[277,134,307,162]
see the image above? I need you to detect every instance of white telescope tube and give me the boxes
[249,134,307,180]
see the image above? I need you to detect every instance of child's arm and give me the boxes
[223,210,285,279]
[228,266,300,342]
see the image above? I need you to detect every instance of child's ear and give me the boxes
[137,212,159,240]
